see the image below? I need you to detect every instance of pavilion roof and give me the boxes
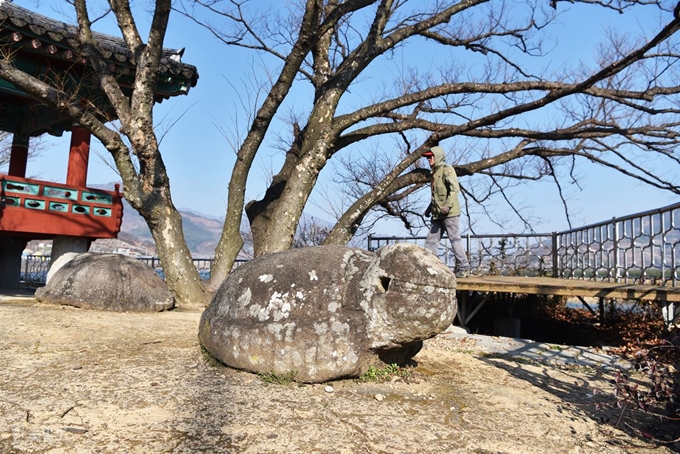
[0,1,199,137]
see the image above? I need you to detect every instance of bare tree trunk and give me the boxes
[105,122,209,308]
[246,98,339,255]
[205,0,324,290]
[204,164,246,292]
[144,201,207,308]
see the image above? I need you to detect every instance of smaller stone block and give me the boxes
[36,253,174,312]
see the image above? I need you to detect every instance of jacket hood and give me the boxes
[429,146,446,166]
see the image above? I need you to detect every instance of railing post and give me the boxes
[367,234,372,251]
[613,218,619,283]
[552,232,558,278]
[466,233,471,264]
[661,212,667,286]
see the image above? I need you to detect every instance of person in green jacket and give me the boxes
[422,145,471,278]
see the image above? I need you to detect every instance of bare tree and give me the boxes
[0,0,208,307]
[5,0,680,302]
[292,216,332,248]
[177,0,680,290]
[0,132,14,169]
[0,132,43,171]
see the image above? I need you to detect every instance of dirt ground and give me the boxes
[1,299,677,454]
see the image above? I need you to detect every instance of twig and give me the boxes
[625,422,680,444]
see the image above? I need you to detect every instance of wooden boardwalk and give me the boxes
[456,275,680,303]
[454,275,680,329]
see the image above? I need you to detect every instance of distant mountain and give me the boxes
[81,183,227,257]
[119,199,225,257]
[87,183,330,258]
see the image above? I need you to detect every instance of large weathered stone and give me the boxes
[199,243,457,383]
[35,253,174,312]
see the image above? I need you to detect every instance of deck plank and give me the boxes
[456,276,680,302]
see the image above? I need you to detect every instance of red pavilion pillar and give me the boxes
[0,237,27,290]
[7,133,29,177]
[50,125,93,278]
[1,134,30,289]
[66,125,91,186]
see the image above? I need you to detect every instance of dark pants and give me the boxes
[424,216,470,270]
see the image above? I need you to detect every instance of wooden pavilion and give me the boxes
[0,2,199,288]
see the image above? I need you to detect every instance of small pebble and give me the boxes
[375,394,385,401]
[62,427,88,434]
[324,385,334,393]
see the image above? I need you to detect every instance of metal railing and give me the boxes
[135,257,223,280]
[368,201,680,287]
[555,203,680,286]
[20,202,680,288]
[367,233,555,278]
[21,255,248,285]
[20,255,51,286]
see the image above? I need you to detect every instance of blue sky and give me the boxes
[5,0,679,237]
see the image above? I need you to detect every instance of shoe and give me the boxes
[455,269,470,278]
